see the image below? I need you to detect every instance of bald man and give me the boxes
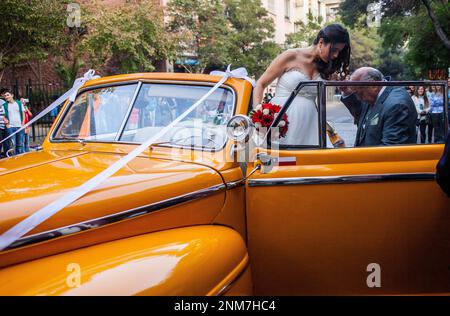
[341,67,417,147]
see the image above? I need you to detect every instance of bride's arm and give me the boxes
[253,50,297,108]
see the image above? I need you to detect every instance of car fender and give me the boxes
[0,225,250,296]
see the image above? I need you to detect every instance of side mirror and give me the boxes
[226,115,254,144]
[226,115,254,159]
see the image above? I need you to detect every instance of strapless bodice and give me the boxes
[275,70,323,100]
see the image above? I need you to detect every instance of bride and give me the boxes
[253,24,351,146]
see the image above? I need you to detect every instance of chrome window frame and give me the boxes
[266,81,323,150]
[270,80,448,150]
[319,80,449,149]
[50,79,237,153]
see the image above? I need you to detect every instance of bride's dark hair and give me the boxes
[313,24,351,80]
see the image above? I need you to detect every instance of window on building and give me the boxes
[268,0,275,13]
[285,0,291,19]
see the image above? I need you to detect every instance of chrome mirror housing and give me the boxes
[226,115,254,143]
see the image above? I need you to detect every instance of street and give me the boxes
[327,98,358,147]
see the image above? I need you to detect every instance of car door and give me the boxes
[245,81,450,295]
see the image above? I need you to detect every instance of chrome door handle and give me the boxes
[256,152,275,174]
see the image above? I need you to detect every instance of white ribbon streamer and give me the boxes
[0,65,254,251]
[210,64,256,87]
[0,70,100,146]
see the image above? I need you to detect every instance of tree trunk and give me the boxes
[421,0,450,50]
[26,61,39,80]
[37,61,43,86]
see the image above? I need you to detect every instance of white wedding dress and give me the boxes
[269,69,322,146]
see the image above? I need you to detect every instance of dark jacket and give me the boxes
[436,132,450,196]
[341,87,417,147]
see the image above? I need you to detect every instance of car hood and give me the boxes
[0,150,225,246]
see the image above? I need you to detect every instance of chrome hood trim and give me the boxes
[6,183,227,251]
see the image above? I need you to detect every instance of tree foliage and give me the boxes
[285,12,323,48]
[224,0,281,78]
[339,0,450,77]
[399,4,450,76]
[168,0,280,77]
[81,0,173,74]
[285,13,382,73]
[167,0,231,73]
[0,0,69,69]
[55,57,85,88]
[348,26,381,72]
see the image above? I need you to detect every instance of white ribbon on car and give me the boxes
[0,65,255,251]
[210,64,256,88]
[0,70,101,145]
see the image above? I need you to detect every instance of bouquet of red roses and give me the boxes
[250,103,289,138]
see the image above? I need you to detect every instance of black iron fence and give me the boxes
[1,79,66,146]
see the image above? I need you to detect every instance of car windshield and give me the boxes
[53,83,235,150]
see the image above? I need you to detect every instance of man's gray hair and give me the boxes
[361,68,384,81]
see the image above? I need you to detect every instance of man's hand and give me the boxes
[339,85,354,97]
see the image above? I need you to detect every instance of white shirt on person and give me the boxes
[0,102,6,130]
[377,86,386,101]
[8,101,23,128]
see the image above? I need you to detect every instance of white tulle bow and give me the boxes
[210,64,256,87]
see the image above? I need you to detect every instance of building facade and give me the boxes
[261,0,344,45]
[261,0,296,44]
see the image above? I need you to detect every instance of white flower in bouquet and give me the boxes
[279,120,286,127]
[262,109,270,115]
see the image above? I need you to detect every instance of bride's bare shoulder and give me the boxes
[274,49,301,66]
[295,47,314,61]
[278,49,298,61]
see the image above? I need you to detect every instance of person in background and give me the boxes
[406,85,415,97]
[1,89,26,155]
[426,85,434,100]
[429,86,445,143]
[447,77,450,99]
[263,88,274,103]
[412,86,430,144]
[21,98,33,152]
[340,67,417,147]
[0,91,8,157]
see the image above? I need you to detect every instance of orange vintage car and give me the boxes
[0,72,448,295]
